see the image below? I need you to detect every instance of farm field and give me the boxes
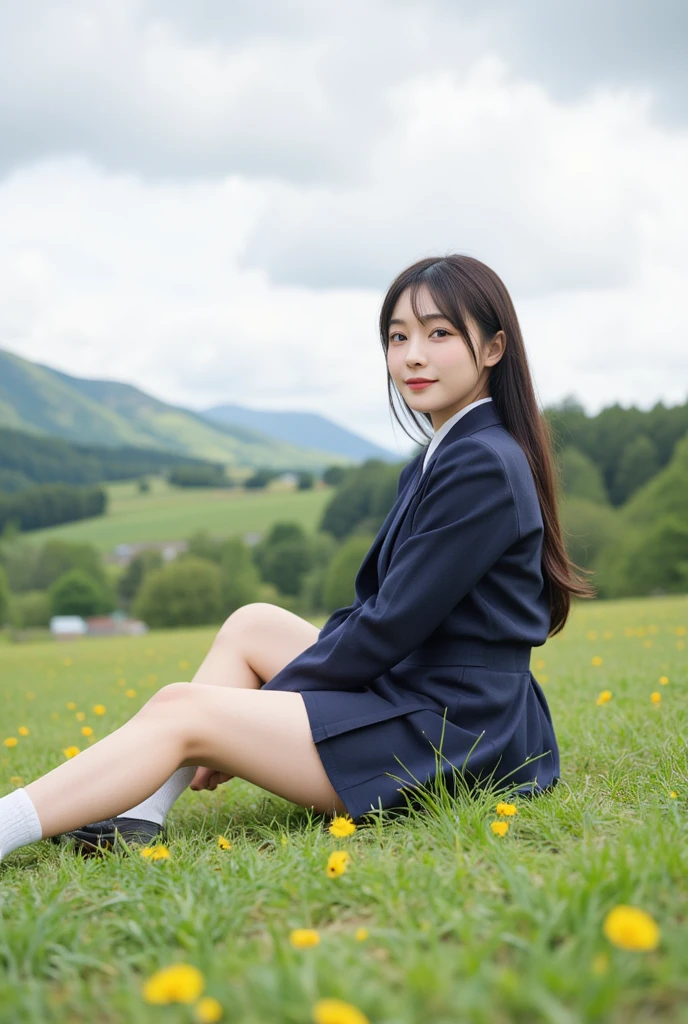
[1,594,687,1023]
[24,477,334,553]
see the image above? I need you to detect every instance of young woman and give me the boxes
[0,254,593,862]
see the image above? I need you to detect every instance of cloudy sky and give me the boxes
[1,1,686,454]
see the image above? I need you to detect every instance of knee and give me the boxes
[141,682,193,713]
[215,602,274,642]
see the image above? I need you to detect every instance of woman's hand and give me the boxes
[189,766,233,791]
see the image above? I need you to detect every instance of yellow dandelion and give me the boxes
[328,814,357,837]
[669,791,678,799]
[81,726,94,737]
[591,656,603,667]
[63,745,80,759]
[596,690,612,706]
[539,674,549,684]
[141,845,171,861]
[147,673,158,684]
[76,711,86,722]
[496,802,518,816]
[18,726,29,736]
[602,905,660,952]
[93,704,106,715]
[142,963,205,1005]
[354,927,369,941]
[490,821,509,837]
[66,702,77,711]
[643,640,653,648]
[125,689,137,698]
[290,928,320,949]
[217,836,232,850]
[650,691,661,705]
[312,998,370,1024]
[179,660,190,670]
[25,690,35,700]
[659,676,669,686]
[676,626,686,636]
[50,712,59,720]
[535,658,546,669]
[194,996,224,1023]
[3,737,18,748]
[280,834,288,846]
[326,850,351,877]
[587,630,598,640]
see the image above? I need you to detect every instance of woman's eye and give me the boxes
[390,333,405,342]
[432,329,449,338]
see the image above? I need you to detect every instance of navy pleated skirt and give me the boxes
[288,645,560,824]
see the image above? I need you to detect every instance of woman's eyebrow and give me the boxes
[389,312,448,326]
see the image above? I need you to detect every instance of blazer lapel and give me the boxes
[376,401,504,580]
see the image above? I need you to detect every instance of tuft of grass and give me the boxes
[1,595,687,1022]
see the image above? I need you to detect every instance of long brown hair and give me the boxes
[379,254,594,636]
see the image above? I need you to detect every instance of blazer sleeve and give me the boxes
[317,454,422,640]
[268,438,520,690]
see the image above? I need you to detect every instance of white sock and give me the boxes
[118,766,197,827]
[0,789,44,861]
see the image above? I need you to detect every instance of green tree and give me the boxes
[322,535,375,612]
[49,569,112,617]
[623,432,688,527]
[117,550,164,608]
[261,538,314,597]
[11,591,51,628]
[558,446,608,504]
[31,540,108,592]
[611,434,660,505]
[297,471,314,490]
[559,497,617,582]
[320,459,405,540]
[219,538,262,614]
[611,515,688,596]
[133,557,222,628]
[0,563,9,625]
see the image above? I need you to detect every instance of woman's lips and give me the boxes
[407,380,437,390]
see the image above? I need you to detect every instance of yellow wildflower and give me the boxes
[495,802,518,817]
[194,996,224,1023]
[3,737,18,747]
[328,814,357,837]
[587,630,597,640]
[354,927,369,941]
[66,702,77,711]
[179,660,190,670]
[142,963,205,1004]
[539,674,549,684]
[602,905,660,951]
[10,776,23,785]
[280,834,288,846]
[596,690,612,706]
[650,692,661,705]
[141,845,171,861]
[535,658,546,669]
[93,704,106,715]
[326,851,351,877]
[63,657,72,667]
[63,746,80,759]
[669,791,678,799]
[81,726,94,737]
[643,640,653,648]
[18,726,29,736]
[591,952,609,975]
[76,711,86,722]
[217,836,232,850]
[125,689,137,698]
[591,656,603,667]
[659,676,669,686]
[290,928,320,949]
[490,821,509,836]
[676,626,686,636]
[312,998,370,1024]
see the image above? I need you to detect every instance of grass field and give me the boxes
[24,477,334,553]
[1,595,687,1023]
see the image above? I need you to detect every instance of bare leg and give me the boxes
[25,682,347,840]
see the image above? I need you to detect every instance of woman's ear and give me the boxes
[484,329,506,367]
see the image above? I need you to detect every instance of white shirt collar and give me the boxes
[422,397,493,473]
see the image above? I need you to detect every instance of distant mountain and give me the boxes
[204,403,400,463]
[0,349,374,471]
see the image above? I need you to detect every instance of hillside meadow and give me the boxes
[0,594,687,1023]
[23,477,333,553]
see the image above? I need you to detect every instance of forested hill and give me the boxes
[0,428,225,493]
[546,398,688,506]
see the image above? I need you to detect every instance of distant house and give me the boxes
[278,472,299,487]
[50,615,88,638]
[111,540,188,567]
[85,614,148,637]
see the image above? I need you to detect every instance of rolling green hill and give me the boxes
[0,349,355,471]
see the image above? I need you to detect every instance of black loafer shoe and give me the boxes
[63,816,164,853]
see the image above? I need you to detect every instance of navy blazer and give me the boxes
[262,401,559,799]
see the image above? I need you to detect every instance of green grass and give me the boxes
[1,595,687,1023]
[24,477,333,553]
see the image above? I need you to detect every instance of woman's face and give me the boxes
[386,284,503,431]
